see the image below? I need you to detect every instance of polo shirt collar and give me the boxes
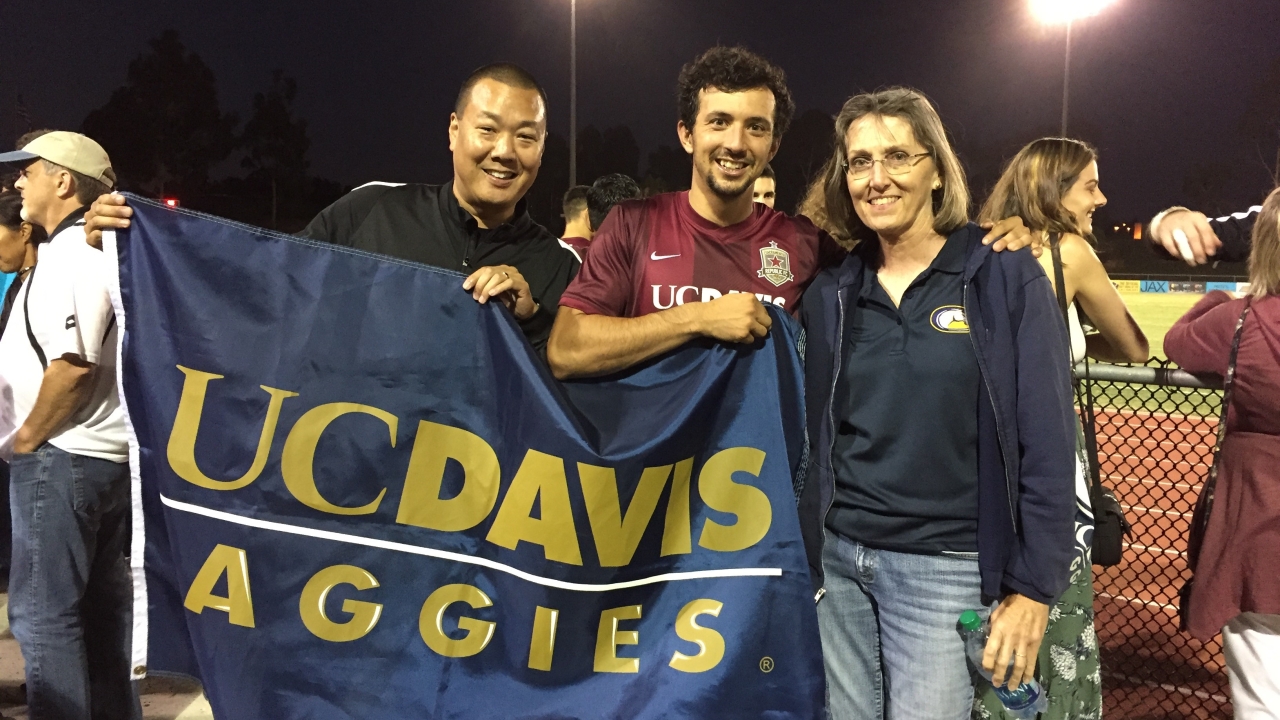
[48,205,89,240]
[855,230,968,299]
[441,181,533,240]
[931,229,969,274]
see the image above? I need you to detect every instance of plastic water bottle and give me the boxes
[959,610,1048,719]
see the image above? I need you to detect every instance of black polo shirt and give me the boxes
[826,232,981,554]
[301,181,580,357]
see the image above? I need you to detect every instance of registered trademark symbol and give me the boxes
[759,656,775,673]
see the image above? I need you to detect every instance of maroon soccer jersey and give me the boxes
[558,192,847,318]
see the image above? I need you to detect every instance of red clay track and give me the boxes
[1091,408,1232,719]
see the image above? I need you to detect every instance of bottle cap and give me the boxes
[959,610,982,631]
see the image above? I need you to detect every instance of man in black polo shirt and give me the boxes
[828,234,981,555]
[83,63,578,357]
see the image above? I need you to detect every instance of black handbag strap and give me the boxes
[1049,233,1069,323]
[23,264,47,371]
[1197,298,1253,529]
[1051,233,1106,494]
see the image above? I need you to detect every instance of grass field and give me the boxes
[1090,292,1218,413]
[1118,292,1203,360]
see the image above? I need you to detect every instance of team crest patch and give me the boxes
[930,305,969,333]
[757,240,794,287]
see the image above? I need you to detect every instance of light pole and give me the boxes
[1030,0,1117,137]
[569,0,578,187]
[1061,19,1072,136]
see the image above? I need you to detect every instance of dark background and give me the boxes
[3,0,1279,268]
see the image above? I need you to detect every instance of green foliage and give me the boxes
[82,30,238,196]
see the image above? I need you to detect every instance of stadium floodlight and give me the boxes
[1031,0,1119,135]
[1030,0,1117,24]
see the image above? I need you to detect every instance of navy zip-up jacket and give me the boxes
[797,223,1077,605]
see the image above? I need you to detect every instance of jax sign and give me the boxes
[107,197,824,719]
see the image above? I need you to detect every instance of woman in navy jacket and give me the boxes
[796,88,1077,719]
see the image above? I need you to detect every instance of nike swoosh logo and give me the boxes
[650,252,681,261]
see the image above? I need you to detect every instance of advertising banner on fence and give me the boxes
[1141,280,1169,293]
[1112,279,1141,294]
[107,197,824,719]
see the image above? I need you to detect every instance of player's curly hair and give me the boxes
[676,46,794,140]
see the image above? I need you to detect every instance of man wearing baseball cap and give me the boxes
[0,131,141,719]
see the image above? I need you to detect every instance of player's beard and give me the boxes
[702,160,758,201]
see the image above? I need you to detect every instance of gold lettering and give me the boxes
[669,599,725,673]
[167,366,297,491]
[527,606,559,672]
[594,605,642,673]
[397,421,501,532]
[696,448,772,552]
[661,458,694,556]
[280,403,395,515]
[486,450,583,565]
[298,565,382,642]
[183,544,255,628]
[418,584,495,658]
[579,463,672,567]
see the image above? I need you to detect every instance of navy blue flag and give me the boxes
[108,196,824,719]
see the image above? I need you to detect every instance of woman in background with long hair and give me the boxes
[976,138,1148,720]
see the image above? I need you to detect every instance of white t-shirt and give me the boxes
[0,214,126,463]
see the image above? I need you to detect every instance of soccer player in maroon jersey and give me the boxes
[547,47,1031,379]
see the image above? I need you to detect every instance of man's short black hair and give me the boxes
[562,185,589,219]
[455,63,548,117]
[587,174,641,231]
[759,163,775,180]
[16,128,54,150]
[677,46,795,140]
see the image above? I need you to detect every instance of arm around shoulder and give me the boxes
[1009,269,1078,602]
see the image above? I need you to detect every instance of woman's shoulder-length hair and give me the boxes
[1249,186,1280,298]
[814,87,970,246]
[977,137,1098,240]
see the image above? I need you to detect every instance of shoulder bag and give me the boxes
[1050,233,1132,567]
[1179,297,1251,630]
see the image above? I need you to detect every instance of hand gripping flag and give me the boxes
[107,196,824,719]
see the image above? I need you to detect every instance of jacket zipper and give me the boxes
[964,279,1019,532]
[816,285,848,603]
[462,234,475,268]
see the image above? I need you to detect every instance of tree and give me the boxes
[523,132,570,233]
[770,109,834,213]
[241,71,311,229]
[641,144,691,195]
[575,125,640,185]
[82,30,238,199]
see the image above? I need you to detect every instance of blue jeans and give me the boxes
[0,460,10,590]
[9,444,141,720]
[818,528,985,720]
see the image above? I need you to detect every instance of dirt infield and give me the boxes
[1091,407,1232,719]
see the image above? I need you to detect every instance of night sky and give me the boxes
[3,0,1279,221]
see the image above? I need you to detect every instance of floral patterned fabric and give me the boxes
[973,544,1102,720]
[974,426,1102,720]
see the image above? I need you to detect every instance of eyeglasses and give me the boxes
[843,151,931,179]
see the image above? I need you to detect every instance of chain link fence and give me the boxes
[1075,359,1231,719]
